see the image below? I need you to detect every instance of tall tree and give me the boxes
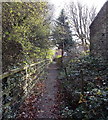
[52,9,74,57]
[69,2,96,51]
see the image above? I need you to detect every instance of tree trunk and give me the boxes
[61,43,64,67]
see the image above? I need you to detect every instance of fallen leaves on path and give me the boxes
[16,81,45,119]
[16,63,62,119]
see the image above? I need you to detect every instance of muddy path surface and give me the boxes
[36,62,59,119]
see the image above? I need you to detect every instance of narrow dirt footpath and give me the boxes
[35,62,59,119]
[17,62,60,119]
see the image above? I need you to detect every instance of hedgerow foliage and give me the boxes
[2,2,53,72]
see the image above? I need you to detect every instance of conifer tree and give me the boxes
[53,9,74,57]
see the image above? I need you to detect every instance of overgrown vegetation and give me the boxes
[2,2,53,72]
[2,2,54,119]
[59,56,108,120]
[2,1,108,120]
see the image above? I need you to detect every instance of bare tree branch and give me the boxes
[69,1,96,51]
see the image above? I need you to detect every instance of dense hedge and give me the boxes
[2,2,53,72]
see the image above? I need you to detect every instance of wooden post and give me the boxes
[64,67,68,80]
[80,69,84,95]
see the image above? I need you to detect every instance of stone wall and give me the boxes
[90,1,108,61]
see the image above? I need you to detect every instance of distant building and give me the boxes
[90,1,108,61]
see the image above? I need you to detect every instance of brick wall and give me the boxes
[90,1,108,61]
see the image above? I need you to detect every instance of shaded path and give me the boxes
[36,62,59,119]
[17,62,60,119]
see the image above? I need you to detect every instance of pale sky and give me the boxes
[48,0,107,18]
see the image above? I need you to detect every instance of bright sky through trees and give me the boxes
[48,0,107,18]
